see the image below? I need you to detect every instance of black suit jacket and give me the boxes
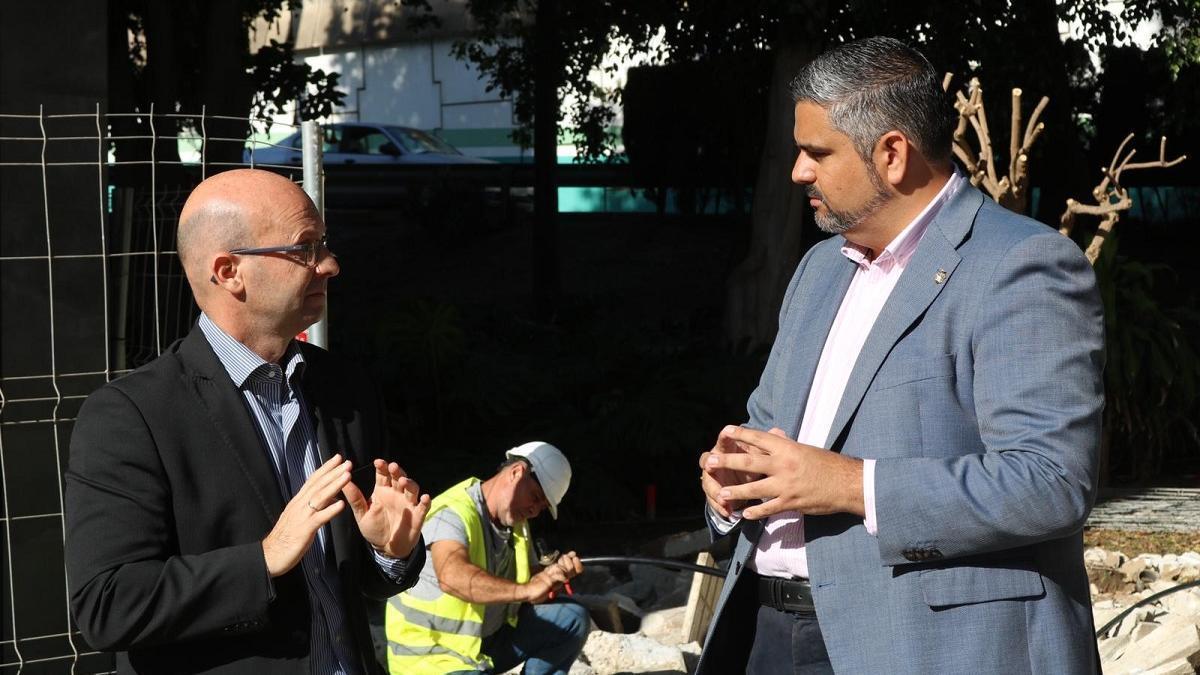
[65,325,423,674]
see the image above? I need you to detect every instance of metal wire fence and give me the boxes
[0,106,309,674]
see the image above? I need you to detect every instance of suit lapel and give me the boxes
[301,352,358,569]
[823,186,983,449]
[300,356,337,465]
[178,326,286,520]
[780,248,857,439]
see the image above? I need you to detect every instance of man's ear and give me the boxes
[209,253,243,295]
[511,462,525,480]
[875,130,910,186]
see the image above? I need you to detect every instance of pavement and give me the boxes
[1087,488,1200,533]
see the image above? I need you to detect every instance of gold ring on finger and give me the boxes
[307,500,320,511]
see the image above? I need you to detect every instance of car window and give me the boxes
[321,126,342,154]
[337,126,395,155]
[287,133,303,149]
[387,127,461,155]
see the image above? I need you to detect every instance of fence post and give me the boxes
[301,119,328,349]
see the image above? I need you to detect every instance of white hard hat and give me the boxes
[506,441,571,519]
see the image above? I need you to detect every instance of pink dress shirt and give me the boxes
[738,173,965,580]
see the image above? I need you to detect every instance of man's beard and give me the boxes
[806,166,892,234]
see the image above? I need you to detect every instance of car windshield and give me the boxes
[387,127,460,155]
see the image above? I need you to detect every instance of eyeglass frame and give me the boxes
[227,234,333,268]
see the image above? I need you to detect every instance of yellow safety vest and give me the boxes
[386,477,531,675]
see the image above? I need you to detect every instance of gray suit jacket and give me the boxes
[697,185,1105,674]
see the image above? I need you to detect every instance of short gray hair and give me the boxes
[789,36,955,163]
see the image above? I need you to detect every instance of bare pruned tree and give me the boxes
[1061,134,1187,263]
[945,74,1193,485]
[943,73,1048,214]
[945,73,1188,265]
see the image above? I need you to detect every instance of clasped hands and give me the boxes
[262,454,431,577]
[700,425,865,521]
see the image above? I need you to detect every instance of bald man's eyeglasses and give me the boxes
[229,234,332,268]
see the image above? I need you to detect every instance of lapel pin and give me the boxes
[934,269,948,284]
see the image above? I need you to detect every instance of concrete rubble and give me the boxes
[547,529,710,674]
[1090,547,1200,675]
[543,539,1200,674]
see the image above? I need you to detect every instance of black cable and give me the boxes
[579,555,727,578]
[1095,578,1200,638]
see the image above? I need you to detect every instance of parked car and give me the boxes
[244,123,519,231]
[244,123,495,166]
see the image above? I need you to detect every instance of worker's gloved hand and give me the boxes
[524,550,583,604]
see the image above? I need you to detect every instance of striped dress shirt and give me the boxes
[199,314,402,674]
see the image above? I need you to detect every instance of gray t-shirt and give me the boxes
[409,482,532,637]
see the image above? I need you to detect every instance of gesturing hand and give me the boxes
[342,459,431,560]
[262,454,352,577]
[703,425,865,520]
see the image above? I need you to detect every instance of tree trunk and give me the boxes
[200,0,254,169]
[142,0,182,166]
[1009,0,1091,225]
[723,35,822,349]
[108,0,148,184]
[532,0,561,319]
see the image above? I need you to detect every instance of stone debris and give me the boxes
[564,550,711,674]
[611,563,692,611]
[578,631,696,674]
[1098,633,1130,663]
[1142,659,1200,675]
[1105,618,1200,674]
[555,543,1200,674]
[567,661,598,675]
[1091,547,1200,674]
[572,592,644,634]
[639,606,688,647]
[641,528,711,561]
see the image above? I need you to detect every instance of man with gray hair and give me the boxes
[697,37,1104,673]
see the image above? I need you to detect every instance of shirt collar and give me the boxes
[841,170,966,270]
[198,313,306,388]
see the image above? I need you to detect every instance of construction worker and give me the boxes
[386,442,588,675]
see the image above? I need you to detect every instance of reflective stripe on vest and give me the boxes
[386,477,532,675]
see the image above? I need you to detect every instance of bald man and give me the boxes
[66,169,430,675]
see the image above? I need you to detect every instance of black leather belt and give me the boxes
[756,573,815,613]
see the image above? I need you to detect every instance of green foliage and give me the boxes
[390,0,1200,491]
[443,1,637,162]
[409,0,785,162]
[1093,238,1200,481]
[410,0,1195,170]
[110,1,345,136]
[1146,0,1200,78]
[250,39,345,121]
